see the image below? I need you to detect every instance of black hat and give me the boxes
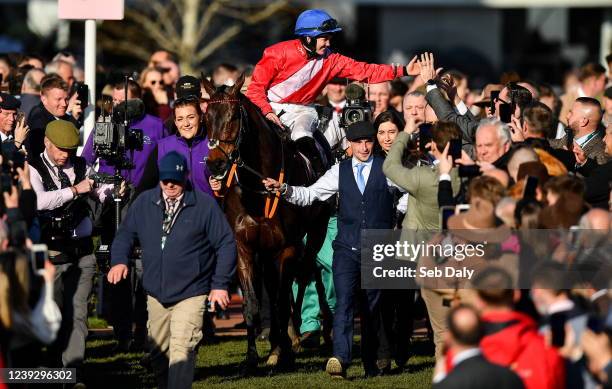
[604,86,612,99]
[328,77,349,85]
[176,75,201,99]
[346,121,376,141]
[0,93,21,111]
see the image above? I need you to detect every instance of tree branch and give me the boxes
[194,0,287,62]
[149,0,180,41]
[196,0,222,43]
[194,23,242,63]
[125,9,179,51]
[99,38,151,63]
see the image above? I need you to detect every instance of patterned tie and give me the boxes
[57,167,72,189]
[356,163,366,194]
[162,198,178,234]
[161,198,179,250]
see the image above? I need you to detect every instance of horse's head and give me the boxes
[202,74,246,180]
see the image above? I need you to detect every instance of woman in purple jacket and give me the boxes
[137,97,213,196]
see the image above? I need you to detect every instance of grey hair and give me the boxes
[44,59,72,75]
[22,68,45,93]
[476,118,511,146]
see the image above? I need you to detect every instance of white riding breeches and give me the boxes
[270,102,318,141]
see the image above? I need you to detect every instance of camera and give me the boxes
[93,99,145,168]
[340,84,372,128]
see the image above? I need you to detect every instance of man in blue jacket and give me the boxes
[107,151,236,389]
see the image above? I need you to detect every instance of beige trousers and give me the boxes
[421,288,451,359]
[147,294,207,389]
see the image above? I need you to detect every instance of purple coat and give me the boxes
[157,135,213,196]
[81,114,168,187]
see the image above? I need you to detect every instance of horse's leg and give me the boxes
[267,245,297,371]
[235,220,260,374]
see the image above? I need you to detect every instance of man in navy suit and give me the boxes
[264,120,394,378]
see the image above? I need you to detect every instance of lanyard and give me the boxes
[42,154,69,184]
[577,131,598,148]
[161,200,183,250]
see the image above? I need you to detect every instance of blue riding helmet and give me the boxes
[294,9,342,37]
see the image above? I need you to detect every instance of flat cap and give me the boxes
[346,120,376,141]
[45,120,80,149]
[0,93,21,110]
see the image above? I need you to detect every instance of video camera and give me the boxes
[339,84,372,129]
[93,98,145,169]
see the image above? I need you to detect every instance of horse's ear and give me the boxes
[200,72,216,97]
[228,73,246,96]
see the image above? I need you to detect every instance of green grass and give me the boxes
[83,336,435,388]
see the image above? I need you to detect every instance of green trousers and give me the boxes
[292,216,337,333]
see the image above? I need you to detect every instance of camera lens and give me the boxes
[346,109,363,125]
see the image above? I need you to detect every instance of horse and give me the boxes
[201,74,332,373]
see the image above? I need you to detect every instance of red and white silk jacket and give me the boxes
[246,39,405,116]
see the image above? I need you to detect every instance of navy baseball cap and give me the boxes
[158,151,188,182]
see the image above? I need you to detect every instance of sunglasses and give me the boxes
[150,80,165,86]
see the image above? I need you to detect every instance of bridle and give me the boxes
[206,96,285,218]
[206,98,247,180]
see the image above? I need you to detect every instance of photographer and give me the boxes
[81,79,168,189]
[28,120,119,385]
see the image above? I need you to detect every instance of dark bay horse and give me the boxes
[201,75,331,373]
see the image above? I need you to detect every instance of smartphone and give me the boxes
[455,204,470,213]
[523,175,539,199]
[15,111,24,125]
[440,206,455,230]
[490,90,500,114]
[419,123,433,153]
[30,243,48,271]
[449,138,462,160]
[550,312,566,348]
[499,103,512,123]
[77,83,89,107]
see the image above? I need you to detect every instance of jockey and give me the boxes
[246,9,421,174]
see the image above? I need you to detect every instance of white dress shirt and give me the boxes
[574,130,598,149]
[0,131,12,142]
[286,156,377,207]
[30,151,113,237]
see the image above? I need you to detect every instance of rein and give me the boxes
[207,97,285,219]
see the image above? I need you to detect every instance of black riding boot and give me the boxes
[295,136,325,178]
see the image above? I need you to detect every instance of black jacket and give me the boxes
[26,103,80,159]
[433,354,525,389]
[578,158,612,209]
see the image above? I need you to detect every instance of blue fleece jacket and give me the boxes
[111,186,236,304]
